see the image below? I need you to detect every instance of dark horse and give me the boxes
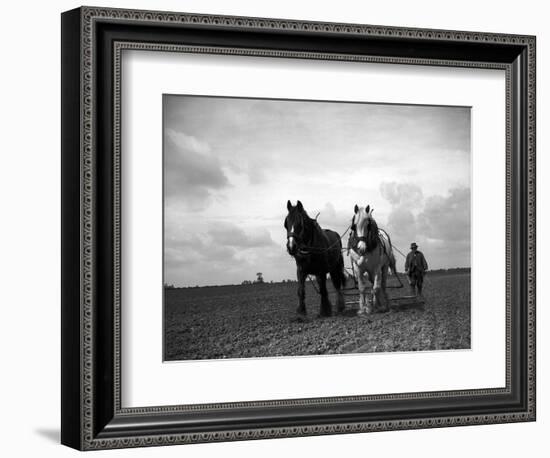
[284,200,347,317]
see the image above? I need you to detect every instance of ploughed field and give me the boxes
[164,272,471,361]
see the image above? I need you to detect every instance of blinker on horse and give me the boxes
[284,200,347,317]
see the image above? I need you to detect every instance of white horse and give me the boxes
[349,205,397,314]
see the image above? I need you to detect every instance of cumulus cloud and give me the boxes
[164,231,239,283]
[379,181,423,238]
[164,128,230,210]
[380,182,424,208]
[164,221,280,286]
[386,207,417,238]
[166,129,211,155]
[417,187,470,242]
[208,222,276,248]
[378,182,471,269]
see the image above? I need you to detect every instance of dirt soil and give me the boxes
[164,272,471,361]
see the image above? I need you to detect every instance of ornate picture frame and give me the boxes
[61,6,536,450]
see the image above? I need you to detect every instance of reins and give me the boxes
[294,223,353,256]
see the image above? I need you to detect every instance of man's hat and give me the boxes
[410,242,418,249]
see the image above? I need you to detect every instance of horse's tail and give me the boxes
[322,229,348,289]
[329,234,347,289]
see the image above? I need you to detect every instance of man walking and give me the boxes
[405,242,428,297]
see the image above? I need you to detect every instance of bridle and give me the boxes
[350,214,381,250]
[286,213,309,249]
[351,214,370,245]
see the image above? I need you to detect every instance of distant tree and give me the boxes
[255,272,264,283]
[164,283,175,289]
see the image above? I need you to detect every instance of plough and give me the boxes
[308,266,425,311]
[304,219,425,311]
[343,267,424,309]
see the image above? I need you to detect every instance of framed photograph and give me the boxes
[61,6,536,450]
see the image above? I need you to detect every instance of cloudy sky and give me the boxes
[164,95,471,287]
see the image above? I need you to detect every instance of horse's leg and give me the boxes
[372,267,383,312]
[379,266,389,312]
[296,267,307,315]
[330,269,346,314]
[408,272,416,296]
[417,273,424,297]
[356,268,370,315]
[317,274,332,317]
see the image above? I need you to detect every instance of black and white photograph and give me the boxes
[163,95,471,361]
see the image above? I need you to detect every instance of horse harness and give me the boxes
[286,213,311,255]
[348,215,388,257]
[287,215,351,256]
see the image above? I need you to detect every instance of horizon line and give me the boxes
[165,266,472,289]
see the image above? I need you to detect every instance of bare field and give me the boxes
[164,272,471,361]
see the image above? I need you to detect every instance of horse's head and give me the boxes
[352,204,378,255]
[284,200,311,256]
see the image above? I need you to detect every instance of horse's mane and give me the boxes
[303,212,326,244]
[365,217,379,252]
[349,213,380,253]
[292,208,329,248]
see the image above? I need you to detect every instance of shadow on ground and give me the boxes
[35,428,59,443]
